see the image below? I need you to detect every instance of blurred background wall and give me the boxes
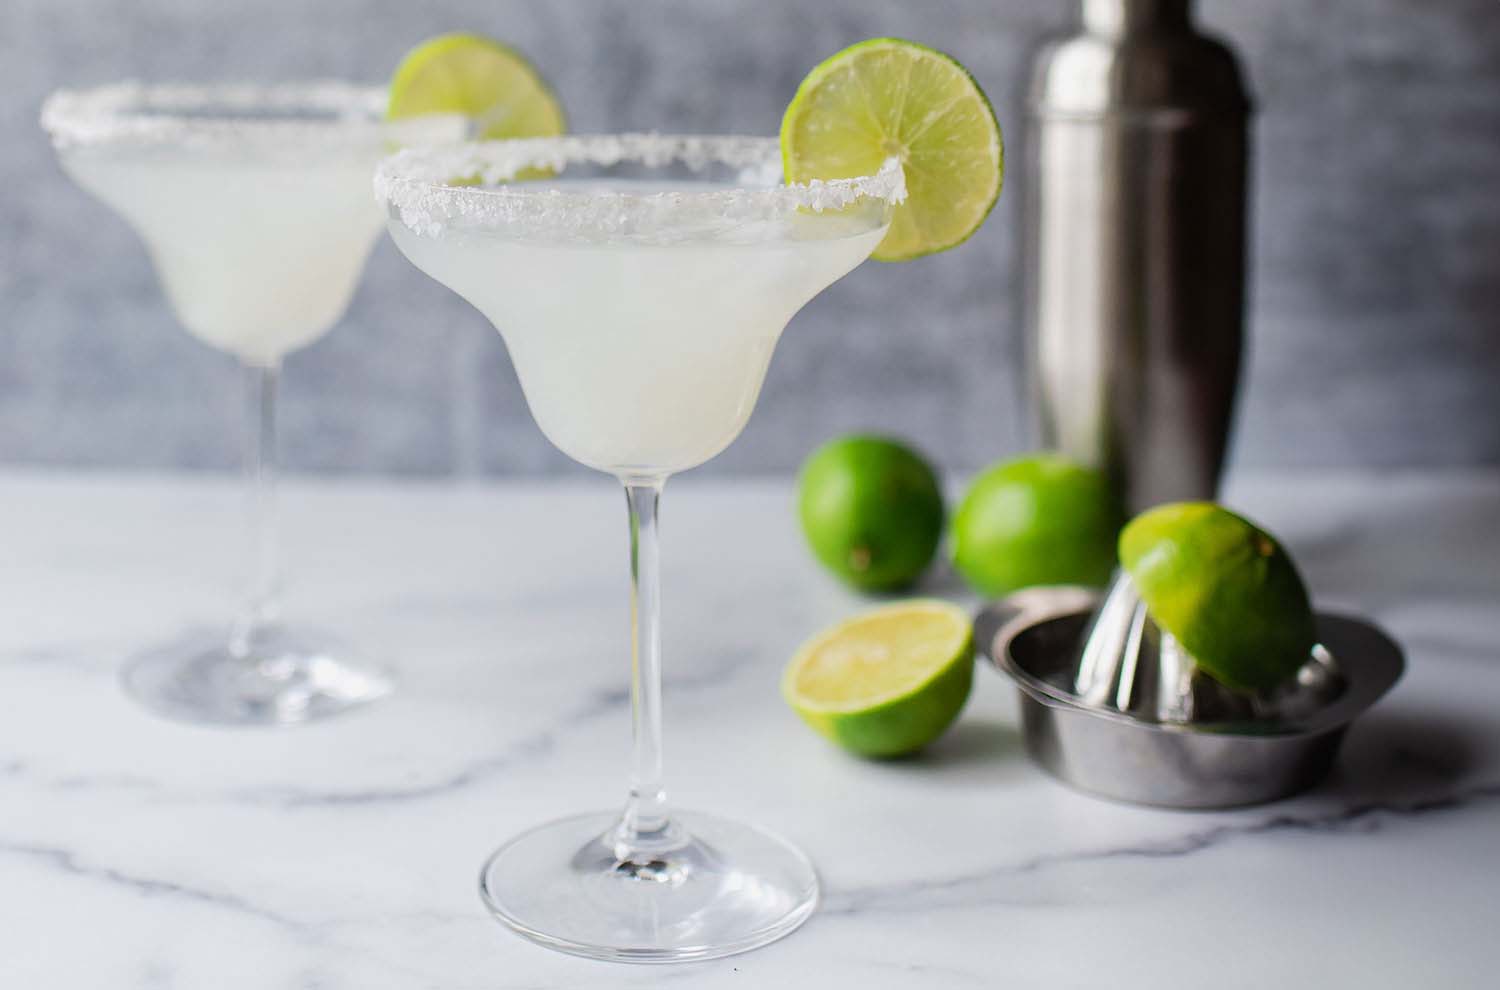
[2,0,1497,478]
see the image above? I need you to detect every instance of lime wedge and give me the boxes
[780,38,1003,261]
[783,600,973,757]
[1120,502,1317,693]
[386,33,565,139]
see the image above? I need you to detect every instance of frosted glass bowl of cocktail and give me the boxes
[377,134,904,960]
[40,82,463,725]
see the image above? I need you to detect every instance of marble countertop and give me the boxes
[3,469,1497,988]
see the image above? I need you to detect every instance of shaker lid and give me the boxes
[1029,10,1252,119]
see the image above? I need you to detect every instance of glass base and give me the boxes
[120,625,393,726]
[478,810,818,963]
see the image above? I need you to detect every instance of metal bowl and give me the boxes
[975,595,1405,809]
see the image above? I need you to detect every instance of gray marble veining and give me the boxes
[0,469,1497,987]
[3,0,1499,476]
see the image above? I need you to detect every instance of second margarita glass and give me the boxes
[377,135,903,962]
[42,82,462,725]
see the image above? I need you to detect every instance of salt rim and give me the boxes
[40,80,432,149]
[373,134,907,239]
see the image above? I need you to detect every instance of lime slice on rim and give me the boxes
[386,33,566,139]
[783,600,973,758]
[780,37,1003,261]
[1120,502,1317,693]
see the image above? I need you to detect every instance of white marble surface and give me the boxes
[2,469,1497,988]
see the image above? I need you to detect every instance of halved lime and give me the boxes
[780,38,1003,261]
[386,33,566,139]
[1120,502,1317,693]
[783,600,973,757]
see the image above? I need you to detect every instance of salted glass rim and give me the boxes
[374,134,907,239]
[39,80,448,149]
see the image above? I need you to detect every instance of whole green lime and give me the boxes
[798,436,944,591]
[1120,502,1316,693]
[951,453,1122,596]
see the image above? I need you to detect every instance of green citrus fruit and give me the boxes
[386,33,566,139]
[1120,502,1316,693]
[784,599,973,757]
[781,37,1004,261]
[798,435,944,592]
[951,453,1122,596]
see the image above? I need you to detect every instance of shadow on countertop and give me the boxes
[1317,706,1498,810]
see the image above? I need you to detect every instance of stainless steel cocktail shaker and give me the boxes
[1024,0,1252,511]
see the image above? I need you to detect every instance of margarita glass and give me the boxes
[377,135,903,961]
[41,82,462,725]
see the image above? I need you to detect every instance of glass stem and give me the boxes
[229,361,282,659]
[615,478,678,862]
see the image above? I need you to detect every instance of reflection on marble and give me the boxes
[1,470,1496,988]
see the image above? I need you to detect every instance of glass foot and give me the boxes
[120,626,393,726]
[479,810,818,963]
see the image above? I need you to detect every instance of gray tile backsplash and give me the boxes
[3,0,1497,476]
